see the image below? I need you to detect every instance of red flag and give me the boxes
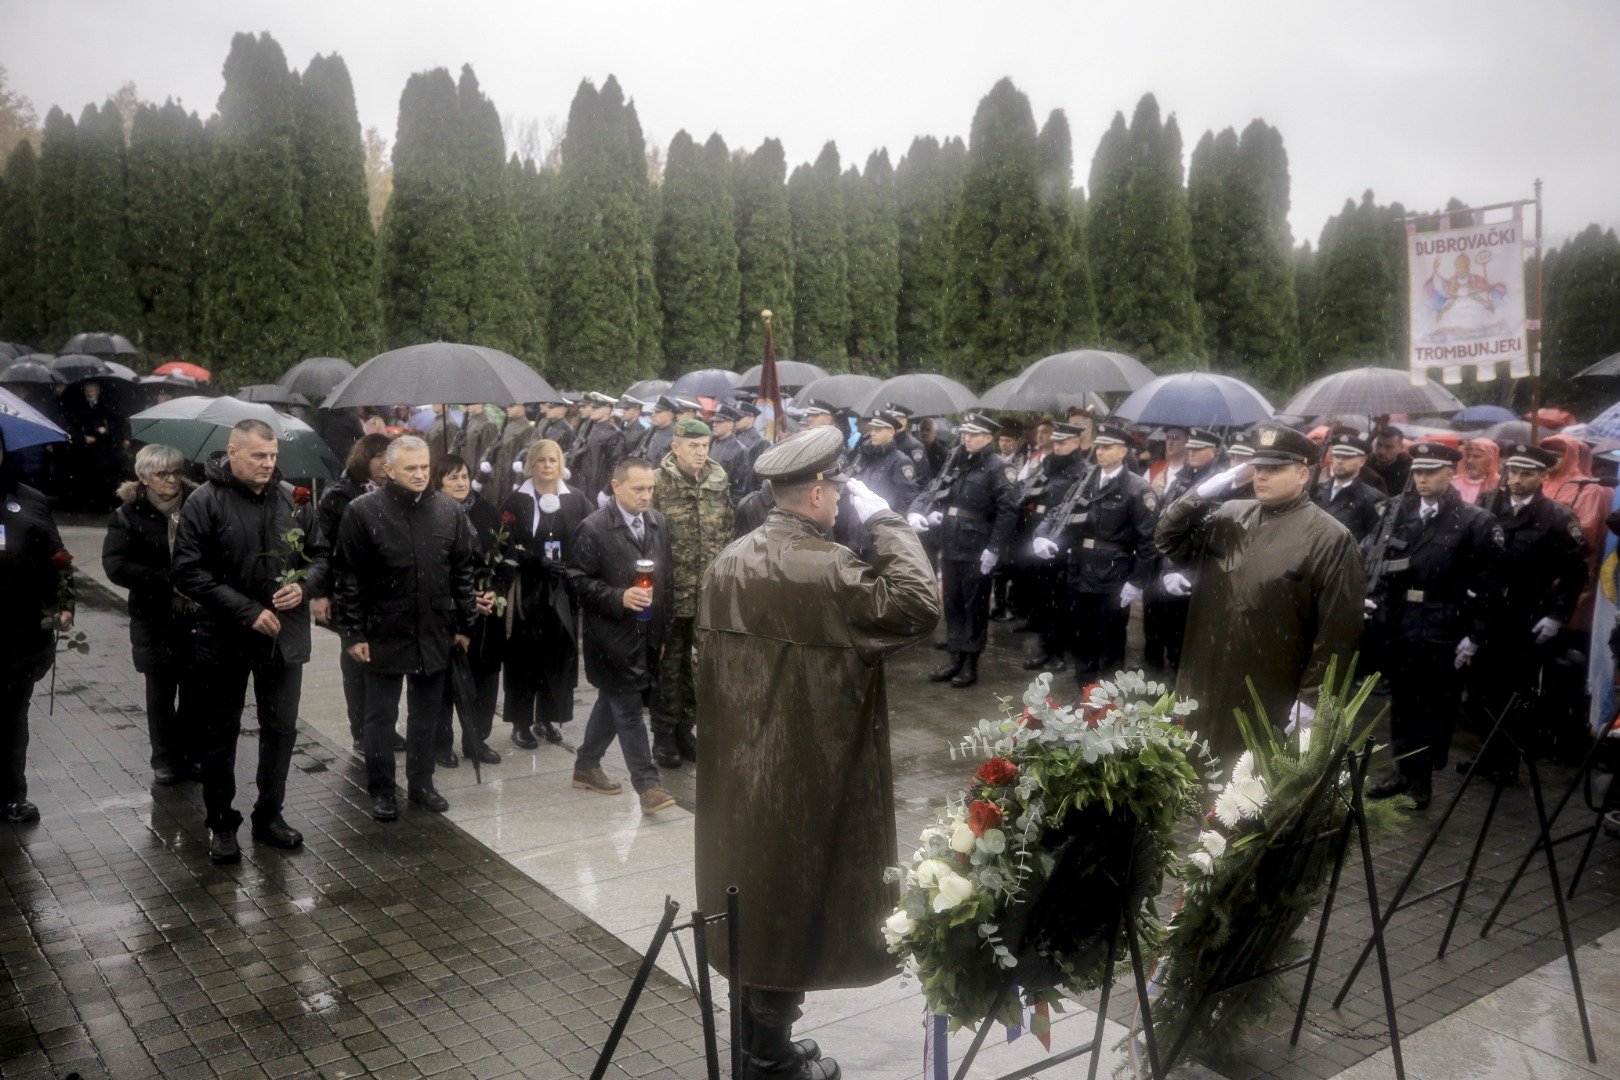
[759,309,783,442]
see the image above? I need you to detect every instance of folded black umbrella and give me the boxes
[448,647,483,783]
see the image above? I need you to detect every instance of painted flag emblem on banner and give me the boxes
[1407,213,1529,385]
[1588,484,1620,735]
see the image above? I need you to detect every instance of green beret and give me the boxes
[673,418,712,438]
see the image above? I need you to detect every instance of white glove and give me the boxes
[1161,572,1192,597]
[479,460,492,475]
[979,549,998,576]
[1195,464,1248,500]
[1118,582,1143,609]
[927,510,944,526]
[907,512,930,533]
[845,479,890,525]
[1032,537,1060,561]
[1285,700,1316,734]
[1532,617,1561,644]
[1454,636,1478,669]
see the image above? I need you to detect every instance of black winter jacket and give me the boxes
[333,483,477,676]
[171,455,326,666]
[101,481,198,672]
[0,472,67,682]
[567,503,672,696]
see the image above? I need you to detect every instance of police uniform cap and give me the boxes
[1247,423,1318,466]
[736,402,761,417]
[801,401,833,416]
[674,397,703,413]
[1225,430,1257,459]
[712,405,742,423]
[1505,443,1558,470]
[1050,421,1084,441]
[883,401,915,418]
[1327,433,1371,457]
[1092,421,1131,447]
[672,418,712,439]
[653,396,677,414]
[1408,441,1461,470]
[958,412,1001,436]
[1185,427,1223,450]
[753,425,850,485]
[865,413,896,430]
[539,395,570,406]
[732,390,757,404]
[585,391,618,407]
[618,394,649,409]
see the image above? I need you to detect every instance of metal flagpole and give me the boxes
[1529,179,1545,442]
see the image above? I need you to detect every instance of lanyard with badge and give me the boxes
[0,495,20,553]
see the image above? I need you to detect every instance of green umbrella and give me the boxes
[130,395,340,478]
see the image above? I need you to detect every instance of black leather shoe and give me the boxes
[932,640,949,650]
[1365,770,1410,801]
[4,800,41,824]
[675,729,698,763]
[153,763,179,786]
[408,787,449,813]
[928,653,964,682]
[1022,653,1054,671]
[745,1052,840,1079]
[370,795,398,822]
[1409,781,1432,811]
[536,721,564,745]
[474,742,501,765]
[252,817,303,850]
[511,726,539,750]
[209,829,240,864]
[435,749,459,769]
[950,654,979,688]
[990,607,1014,622]
[653,732,683,770]
[182,762,204,783]
[392,731,407,751]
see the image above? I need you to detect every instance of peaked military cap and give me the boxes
[754,425,849,485]
[957,412,1001,436]
[672,418,712,438]
[711,404,742,423]
[1408,441,1461,470]
[653,396,678,413]
[1505,442,1558,470]
[1327,432,1371,457]
[583,391,618,407]
[736,401,762,417]
[1247,423,1318,466]
[732,389,757,404]
[1050,421,1085,441]
[617,394,649,410]
[673,397,703,413]
[865,412,896,430]
[1092,421,1131,447]
[1185,427,1223,450]
[1225,429,1257,459]
[884,401,915,418]
[801,401,833,416]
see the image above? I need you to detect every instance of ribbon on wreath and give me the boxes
[922,1012,948,1079]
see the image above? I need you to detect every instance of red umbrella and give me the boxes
[1524,407,1575,429]
[153,360,211,381]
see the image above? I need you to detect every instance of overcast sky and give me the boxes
[5,0,1616,246]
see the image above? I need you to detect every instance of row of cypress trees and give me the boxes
[0,31,1615,398]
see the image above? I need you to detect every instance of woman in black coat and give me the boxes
[432,455,505,767]
[101,444,201,785]
[499,438,594,747]
[314,432,393,750]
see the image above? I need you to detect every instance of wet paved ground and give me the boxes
[3,525,1618,1078]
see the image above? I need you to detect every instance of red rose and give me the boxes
[967,800,1003,837]
[1017,706,1044,732]
[292,486,312,505]
[974,757,1018,787]
[1078,683,1111,727]
[52,550,74,570]
[500,510,518,525]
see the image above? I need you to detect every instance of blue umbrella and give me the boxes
[1451,404,1518,427]
[1584,402,1620,442]
[0,387,71,451]
[1113,372,1274,428]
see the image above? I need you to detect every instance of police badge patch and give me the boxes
[900,463,916,481]
[1144,491,1158,512]
[1004,466,1018,483]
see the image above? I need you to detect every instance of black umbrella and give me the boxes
[978,376,1108,415]
[0,361,64,386]
[792,373,882,412]
[323,342,561,409]
[1575,352,1620,390]
[447,649,484,783]
[237,383,311,407]
[668,368,741,400]
[735,360,829,391]
[278,356,357,400]
[0,342,35,363]
[61,331,140,358]
[625,378,672,401]
[51,353,116,382]
[996,350,1156,412]
[1281,366,1463,418]
[851,373,978,418]
[6,353,56,369]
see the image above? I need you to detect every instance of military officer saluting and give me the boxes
[1364,442,1503,808]
[1016,420,1091,673]
[908,413,1018,688]
[1032,421,1159,681]
[1313,433,1387,542]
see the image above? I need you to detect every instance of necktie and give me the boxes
[1420,505,1436,525]
[631,516,645,544]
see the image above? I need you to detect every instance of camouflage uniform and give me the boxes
[650,456,734,758]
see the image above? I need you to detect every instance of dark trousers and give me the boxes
[1024,564,1068,659]
[942,558,992,655]
[1469,634,1556,774]
[651,616,697,737]
[1388,641,1462,783]
[577,690,660,793]
[0,675,31,805]
[339,645,366,742]
[362,669,446,797]
[1069,589,1127,677]
[504,624,574,733]
[1142,593,1191,671]
[144,668,203,771]
[199,658,302,833]
[440,662,499,752]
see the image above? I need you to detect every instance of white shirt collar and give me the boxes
[1100,465,1123,483]
[518,477,571,499]
[618,504,645,531]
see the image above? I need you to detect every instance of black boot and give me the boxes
[950,653,979,688]
[653,730,683,769]
[1365,769,1410,801]
[927,653,964,682]
[747,1020,840,1080]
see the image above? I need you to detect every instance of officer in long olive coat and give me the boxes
[694,426,939,1080]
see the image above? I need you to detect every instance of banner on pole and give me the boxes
[1407,215,1530,385]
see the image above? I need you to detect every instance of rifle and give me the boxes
[1033,458,1097,544]
[1362,473,1414,601]
[913,443,962,516]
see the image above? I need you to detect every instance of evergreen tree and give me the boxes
[0,141,42,343]
[68,102,138,337]
[201,32,308,383]
[127,101,209,358]
[1293,241,1319,366]
[788,142,848,367]
[1088,95,1201,364]
[656,130,740,368]
[945,78,1066,385]
[1543,225,1620,409]
[378,67,472,348]
[895,135,964,369]
[1062,188,1100,345]
[1304,191,1407,370]
[458,65,539,359]
[509,155,554,362]
[608,81,661,374]
[844,149,900,374]
[733,137,793,361]
[1037,109,1097,346]
[34,106,76,344]
[296,53,378,358]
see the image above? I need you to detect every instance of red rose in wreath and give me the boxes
[1078,683,1111,728]
[967,800,1003,837]
[974,757,1018,787]
[292,486,312,505]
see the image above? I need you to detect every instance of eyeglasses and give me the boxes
[148,470,183,481]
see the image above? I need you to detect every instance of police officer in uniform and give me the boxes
[907,414,1017,688]
[1364,442,1503,808]
[852,412,922,530]
[1220,430,1257,502]
[1313,433,1387,542]
[1032,421,1158,680]
[884,402,934,485]
[1148,427,1222,672]
[706,405,751,506]
[1016,421,1091,672]
[536,396,575,452]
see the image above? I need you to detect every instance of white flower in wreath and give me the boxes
[1298,726,1312,753]
[1213,777,1267,827]
[949,819,978,854]
[932,871,974,913]
[1188,851,1215,875]
[1231,750,1256,786]
[1198,830,1226,858]
[912,858,954,889]
[884,909,915,941]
